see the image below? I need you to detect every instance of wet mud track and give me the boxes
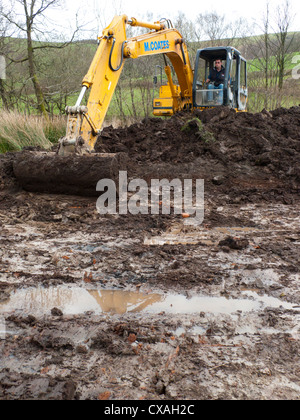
[0,106,300,400]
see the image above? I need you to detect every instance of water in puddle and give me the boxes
[0,286,298,317]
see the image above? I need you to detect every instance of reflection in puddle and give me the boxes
[88,290,162,314]
[0,287,162,316]
[0,286,298,317]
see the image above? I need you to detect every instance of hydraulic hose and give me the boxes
[108,37,126,72]
[180,44,187,65]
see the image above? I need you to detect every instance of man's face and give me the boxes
[215,60,222,70]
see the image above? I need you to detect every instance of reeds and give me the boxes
[0,110,66,153]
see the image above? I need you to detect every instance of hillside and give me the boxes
[0,31,299,118]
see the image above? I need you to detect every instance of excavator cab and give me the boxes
[193,47,247,111]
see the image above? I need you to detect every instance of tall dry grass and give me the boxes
[0,110,66,153]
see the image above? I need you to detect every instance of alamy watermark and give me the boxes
[0,55,6,80]
[292,54,300,80]
[96,171,204,226]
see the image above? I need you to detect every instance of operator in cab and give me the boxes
[206,59,225,104]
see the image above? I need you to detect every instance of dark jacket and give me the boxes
[208,66,225,87]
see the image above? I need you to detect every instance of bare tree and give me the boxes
[0,3,11,108]
[264,3,271,94]
[1,0,81,118]
[1,1,58,118]
[247,3,273,108]
[272,0,294,90]
[245,0,297,111]
[194,11,248,50]
[196,12,230,46]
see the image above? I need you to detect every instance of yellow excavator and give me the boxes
[13,15,247,194]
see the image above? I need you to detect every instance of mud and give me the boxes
[0,106,299,400]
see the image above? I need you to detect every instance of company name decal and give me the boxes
[144,40,170,52]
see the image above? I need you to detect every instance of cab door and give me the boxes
[238,57,248,111]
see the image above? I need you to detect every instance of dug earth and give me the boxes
[0,106,299,400]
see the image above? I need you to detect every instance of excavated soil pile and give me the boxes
[96,105,300,201]
[97,106,300,170]
[0,106,299,200]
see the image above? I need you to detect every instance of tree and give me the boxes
[1,1,60,118]
[245,0,298,111]
[194,11,248,50]
[172,12,198,62]
[1,0,80,118]
[248,3,273,108]
[272,0,294,90]
[201,12,229,46]
[41,42,96,115]
[0,3,11,108]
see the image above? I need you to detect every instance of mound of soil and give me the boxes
[0,152,19,192]
[97,106,300,172]
[0,106,299,201]
[200,106,300,180]
[95,106,300,199]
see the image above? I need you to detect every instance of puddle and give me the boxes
[0,286,298,317]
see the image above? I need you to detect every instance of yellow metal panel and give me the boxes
[66,16,196,152]
[80,15,128,150]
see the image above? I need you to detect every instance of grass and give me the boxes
[247,52,300,73]
[0,110,66,153]
[44,116,66,144]
[181,118,215,143]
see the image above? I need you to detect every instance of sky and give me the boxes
[2,0,300,39]
[61,0,300,33]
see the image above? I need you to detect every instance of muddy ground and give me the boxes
[0,106,299,400]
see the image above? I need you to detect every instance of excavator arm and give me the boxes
[59,15,194,155]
